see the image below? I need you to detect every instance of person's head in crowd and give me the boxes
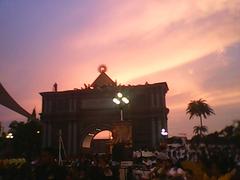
[39,147,57,165]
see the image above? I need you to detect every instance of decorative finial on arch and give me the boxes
[98,64,107,73]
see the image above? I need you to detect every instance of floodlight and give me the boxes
[122,97,129,104]
[161,129,168,136]
[113,98,120,104]
[117,92,123,98]
[6,133,14,139]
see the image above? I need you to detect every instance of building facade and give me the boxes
[40,66,169,155]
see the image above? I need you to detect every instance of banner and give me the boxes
[112,121,132,145]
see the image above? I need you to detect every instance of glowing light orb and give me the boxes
[98,64,107,73]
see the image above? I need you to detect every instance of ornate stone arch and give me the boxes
[79,123,113,149]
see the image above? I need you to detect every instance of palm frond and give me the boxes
[193,125,208,135]
[186,99,215,120]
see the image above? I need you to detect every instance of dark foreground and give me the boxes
[0,144,240,180]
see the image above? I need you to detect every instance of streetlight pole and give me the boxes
[113,92,129,121]
[120,109,123,121]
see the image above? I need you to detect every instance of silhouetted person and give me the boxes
[53,83,58,92]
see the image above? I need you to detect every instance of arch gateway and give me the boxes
[40,66,169,155]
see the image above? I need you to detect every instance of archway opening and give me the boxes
[94,130,112,140]
[82,129,112,154]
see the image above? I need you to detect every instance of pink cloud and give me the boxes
[60,0,240,84]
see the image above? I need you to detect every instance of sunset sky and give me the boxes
[1,0,240,138]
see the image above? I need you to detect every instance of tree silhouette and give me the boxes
[8,119,42,159]
[186,99,215,137]
[193,125,208,136]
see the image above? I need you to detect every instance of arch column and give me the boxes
[73,121,77,155]
[47,122,52,147]
[67,121,72,154]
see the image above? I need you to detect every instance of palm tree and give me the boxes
[186,99,215,136]
[193,125,208,136]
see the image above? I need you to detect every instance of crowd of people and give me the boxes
[0,143,240,180]
[131,144,240,179]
